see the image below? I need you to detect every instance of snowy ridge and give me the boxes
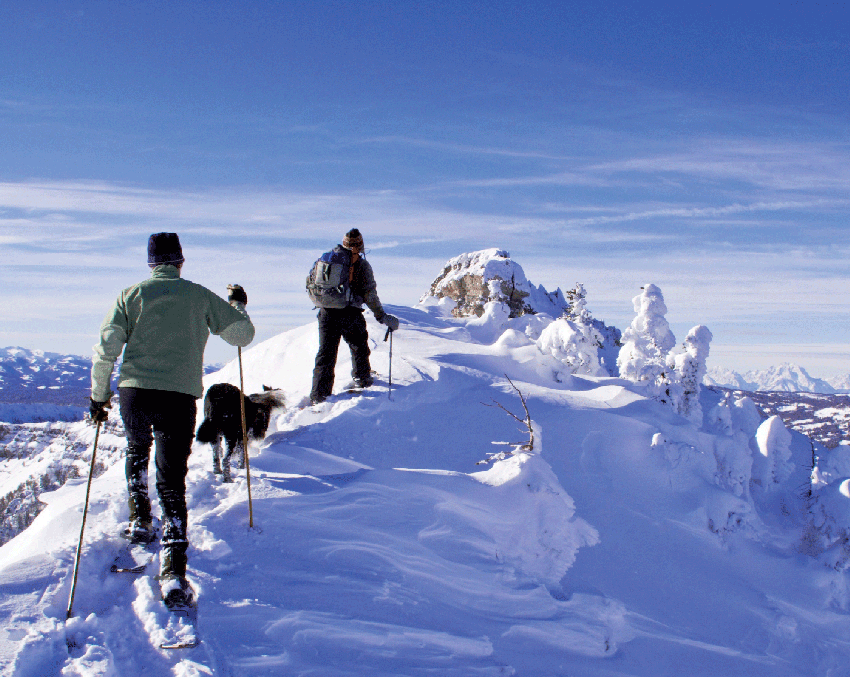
[828,374,850,392]
[704,365,753,390]
[4,291,850,673]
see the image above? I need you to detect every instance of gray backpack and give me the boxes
[306,249,353,309]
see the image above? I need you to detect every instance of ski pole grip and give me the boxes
[384,327,391,342]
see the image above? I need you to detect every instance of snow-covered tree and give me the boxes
[670,325,713,424]
[564,283,591,323]
[617,284,676,390]
[537,283,607,378]
[752,415,793,489]
[537,317,606,378]
[565,283,622,377]
[703,393,762,499]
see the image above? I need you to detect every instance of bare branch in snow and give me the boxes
[478,375,534,464]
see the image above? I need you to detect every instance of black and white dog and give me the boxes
[196,383,285,482]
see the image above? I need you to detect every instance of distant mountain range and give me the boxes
[705,363,850,394]
[0,347,223,409]
[0,347,93,406]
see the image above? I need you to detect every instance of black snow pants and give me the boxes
[119,387,197,548]
[310,307,372,401]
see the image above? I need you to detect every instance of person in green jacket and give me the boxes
[90,232,255,609]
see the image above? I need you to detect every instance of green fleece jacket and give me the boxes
[91,265,255,401]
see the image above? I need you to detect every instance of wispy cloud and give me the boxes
[0,180,582,248]
[448,172,617,189]
[591,140,850,192]
[4,178,847,262]
[354,135,577,161]
[558,199,847,228]
[429,138,850,200]
[4,176,850,371]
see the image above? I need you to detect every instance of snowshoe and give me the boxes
[161,576,195,611]
[157,577,200,649]
[353,375,374,389]
[111,539,159,574]
[121,518,158,545]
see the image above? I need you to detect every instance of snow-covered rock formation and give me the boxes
[422,248,569,318]
[421,249,621,376]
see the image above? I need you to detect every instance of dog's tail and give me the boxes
[196,417,219,445]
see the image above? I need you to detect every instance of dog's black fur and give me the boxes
[196,383,284,482]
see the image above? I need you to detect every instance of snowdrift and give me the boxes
[3,262,850,675]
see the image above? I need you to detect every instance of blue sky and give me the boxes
[1,0,849,373]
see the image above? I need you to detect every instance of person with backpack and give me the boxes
[89,232,255,609]
[306,228,399,405]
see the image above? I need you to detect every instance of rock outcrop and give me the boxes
[422,249,568,318]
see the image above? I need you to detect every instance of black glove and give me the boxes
[89,398,110,423]
[382,313,400,332]
[227,284,248,305]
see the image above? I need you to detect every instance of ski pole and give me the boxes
[237,346,255,528]
[66,420,102,620]
[383,328,393,400]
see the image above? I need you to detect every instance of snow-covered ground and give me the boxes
[3,298,850,675]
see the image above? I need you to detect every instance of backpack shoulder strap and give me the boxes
[348,251,360,284]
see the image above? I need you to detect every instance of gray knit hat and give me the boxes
[148,232,184,265]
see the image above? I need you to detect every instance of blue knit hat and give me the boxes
[147,233,184,265]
